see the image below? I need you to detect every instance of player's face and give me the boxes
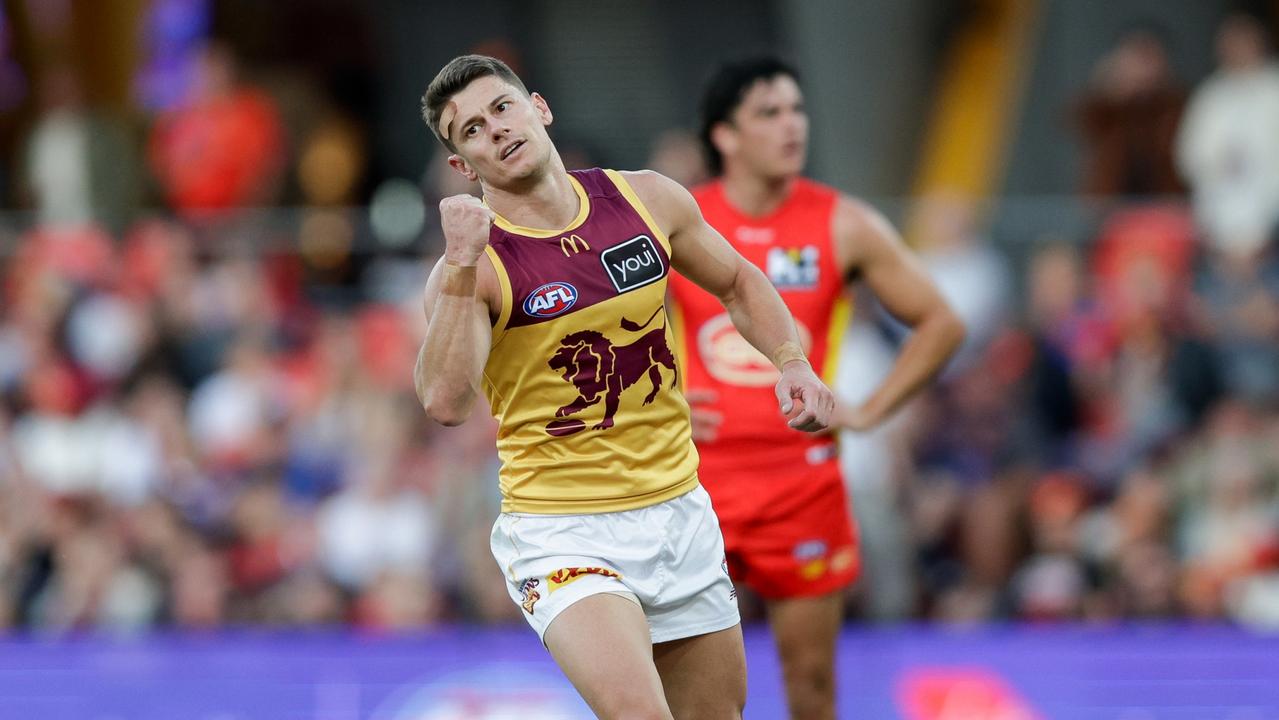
[443,75,554,187]
[724,75,808,179]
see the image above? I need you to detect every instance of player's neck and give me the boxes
[719,171,797,218]
[482,157,579,232]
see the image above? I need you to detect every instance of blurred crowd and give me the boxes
[1,12,1279,634]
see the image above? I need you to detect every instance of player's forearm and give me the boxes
[417,269,484,426]
[852,308,964,426]
[721,263,807,368]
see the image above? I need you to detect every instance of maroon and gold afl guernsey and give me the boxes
[481,169,698,514]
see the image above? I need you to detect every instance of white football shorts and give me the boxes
[490,484,740,644]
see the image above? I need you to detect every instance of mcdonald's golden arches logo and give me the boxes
[560,234,590,257]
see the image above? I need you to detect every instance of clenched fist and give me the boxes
[440,195,495,266]
[775,361,835,433]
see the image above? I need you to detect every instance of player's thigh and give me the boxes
[765,590,843,677]
[652,623,746,720]
[544,592,673,720]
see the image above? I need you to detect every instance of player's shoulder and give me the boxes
[614,169,701,218]
[615,168,683,195]
[829,190,887,239]
[829,193,903,275]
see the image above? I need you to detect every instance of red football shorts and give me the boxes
[702,459,860,600]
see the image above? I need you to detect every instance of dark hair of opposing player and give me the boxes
[698,56,800,176]
[422,54,530,152]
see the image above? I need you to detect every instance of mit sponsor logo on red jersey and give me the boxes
[523,282,579,318]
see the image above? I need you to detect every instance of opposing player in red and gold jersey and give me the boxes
[669,58,965,720]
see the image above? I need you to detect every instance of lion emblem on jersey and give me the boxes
[545,306,677,436]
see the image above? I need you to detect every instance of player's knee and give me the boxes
[782,653,834,697]
[593,694,674,720]
[674,685,745,720]
[797,657,834,683]
[779,637,831,675]
[716,682,747,719]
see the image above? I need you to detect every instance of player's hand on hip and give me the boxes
[684,388,723,442]
[775,361,835,433]
[833,401,880,433]
[440,195,495,266]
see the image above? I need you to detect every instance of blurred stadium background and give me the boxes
[2,0,1279,718]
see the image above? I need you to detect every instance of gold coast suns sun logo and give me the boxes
[698,313,813,387]
[545,306,677,436]
[547,567,622,592]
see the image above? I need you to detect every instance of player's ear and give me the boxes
[531,92,553,127]
[448,154,478,182]
[710,121,737,159]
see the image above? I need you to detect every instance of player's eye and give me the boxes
[465,123,481,137]
[496,101,510,112]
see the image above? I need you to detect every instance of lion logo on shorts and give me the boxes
[519,578,541,614]
[545,306,677,436]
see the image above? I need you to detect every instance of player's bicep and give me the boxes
[849,204,946,327]
[669,217,748,300]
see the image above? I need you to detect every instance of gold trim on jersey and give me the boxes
[489,175,591,238]
[506,476,699,514]
[821,296,854,385]
[484,245,514,344]
[604,170,673,256]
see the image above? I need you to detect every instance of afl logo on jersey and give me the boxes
[524,282,579,318]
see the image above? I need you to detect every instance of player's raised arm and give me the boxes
[414,194,498,426]
[831,197,966,431]
[625,169,834,433]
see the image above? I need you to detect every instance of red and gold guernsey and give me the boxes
[481,168,698,514]
[669,178,851,477]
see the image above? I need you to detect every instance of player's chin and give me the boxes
[775,157,806,177]
[503,156,542,182]
[763,159,804,181]
[485,162,534,188]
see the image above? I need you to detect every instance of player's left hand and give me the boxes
[775,361,835,433]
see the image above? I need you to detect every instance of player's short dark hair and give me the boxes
[422,54,529,151]
[699,57,800,176]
